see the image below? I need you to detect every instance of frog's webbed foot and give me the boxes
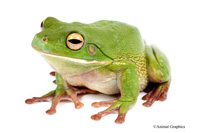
[142,80,170,107]
[25,86,97,115]
[91,99,134,124]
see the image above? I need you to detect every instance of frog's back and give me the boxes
[68,20,145,60]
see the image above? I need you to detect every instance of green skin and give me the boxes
[28,17,171,124]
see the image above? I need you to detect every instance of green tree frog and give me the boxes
[25,17,171,124]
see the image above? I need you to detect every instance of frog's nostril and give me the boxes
[42,35,48,42]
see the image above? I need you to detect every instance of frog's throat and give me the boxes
[38,52,111,65]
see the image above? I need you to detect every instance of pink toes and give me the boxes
[142,80,170,107]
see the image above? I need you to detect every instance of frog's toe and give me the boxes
[115,114,126,124]
[25,86,97,114]
[49,71,57,84]
[66,86,97,109]
[25,90,55,104]
[50,71,56,76]
[91,99,117,108]
[25,89,67,114]
[91,108,126,124]
[91,108,118,121]
[142,80,170,107]
[46,109,56,115]
[25,98,49,104]
[53,80,56,84]
[91,100,134,124]
[158,90,168,101]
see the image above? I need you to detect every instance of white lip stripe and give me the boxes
[39,52,109,65]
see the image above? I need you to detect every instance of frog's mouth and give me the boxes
[38,51,112,76]
[39,52,111,65]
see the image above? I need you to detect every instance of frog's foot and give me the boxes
[91,100,134,124]
[49,71,57,84]
[25,86,97,115]
[142,80,170,107]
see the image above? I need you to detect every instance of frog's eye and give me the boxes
[66,33,84,50]
[40,20,45,30]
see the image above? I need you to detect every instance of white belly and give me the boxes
[63,69,120,95]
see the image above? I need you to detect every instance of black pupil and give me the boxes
[68,39,82,44]
[41,21,43,28]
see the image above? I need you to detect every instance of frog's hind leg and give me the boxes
[143,44,171,107]
[142,80,170,107]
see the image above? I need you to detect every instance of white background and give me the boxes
[0,0,200,133]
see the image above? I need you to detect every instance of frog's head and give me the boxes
[32,17,112,76]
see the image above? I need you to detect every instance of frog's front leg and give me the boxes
[91,61,139,124]
[25,72,96,115]
[142,45,171,107]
